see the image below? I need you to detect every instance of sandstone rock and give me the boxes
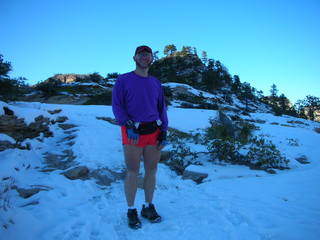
[62,166,89,180]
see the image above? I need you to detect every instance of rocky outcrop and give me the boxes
[52,74,92,83]
[0,111,53,142]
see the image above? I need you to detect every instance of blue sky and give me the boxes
[1,0,319,103]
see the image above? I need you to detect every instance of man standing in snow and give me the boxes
[112,45,168,229]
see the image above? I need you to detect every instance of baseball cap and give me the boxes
[135,45,152,55]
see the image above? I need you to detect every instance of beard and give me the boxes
[135,59,152,69]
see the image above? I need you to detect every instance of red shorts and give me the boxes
[121,126,160,147]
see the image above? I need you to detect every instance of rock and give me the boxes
[62,166,90,180]
[16,187,48,198]
[48,109,62,114]
[3,106,14,115]
[314,128,320,134]
[218,110,236,137]
[43,149,76,170]
[90,168,125,186]
[55,116,68,123]
[0,141,15,151]
[160,151,171,163]
[265,169,277,174]
[96,117,117,125]
[182,167,208,184]
[295,155,310,164]
[58,124,78,130]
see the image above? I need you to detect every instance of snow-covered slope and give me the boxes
[1,102,320,240]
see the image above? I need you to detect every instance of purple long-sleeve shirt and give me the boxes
[112,71,168,131]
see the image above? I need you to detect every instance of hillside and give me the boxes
[1,100,320,239]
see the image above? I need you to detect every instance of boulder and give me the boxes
[295,155,310,164]
[62,166,90,180]
[182,165,208,184]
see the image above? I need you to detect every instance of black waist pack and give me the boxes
[138,121,159,135]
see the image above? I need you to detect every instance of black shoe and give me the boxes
[141,203,162,223]
[127,208,142,229]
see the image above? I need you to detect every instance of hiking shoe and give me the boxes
[127,209,142,229]
[141,203,162,223]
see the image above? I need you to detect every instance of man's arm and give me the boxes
[158,85,168,132]
[112,77,130,126]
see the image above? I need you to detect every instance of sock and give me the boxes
[128,205,136,210]
[144,202,151,207]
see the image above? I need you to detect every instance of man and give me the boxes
[112,45,168,229]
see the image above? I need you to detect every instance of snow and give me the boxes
[0,133,15,143]
[163,82,217,99]
[1,102,320,240]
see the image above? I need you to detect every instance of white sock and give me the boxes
[144,202,151,207]
[128,205,136,210]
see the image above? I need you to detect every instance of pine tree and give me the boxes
[232,75,241,93]
[270,84,278,105]
[0,54,27,101]
[201,51,208,66]
[163,44,177,57]
[304,95,320,120]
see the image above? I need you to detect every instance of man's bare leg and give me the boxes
[143,145,161,204]
[123,144,143,207]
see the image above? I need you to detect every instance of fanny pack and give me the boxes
[137,121,159,135]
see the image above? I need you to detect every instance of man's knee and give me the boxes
[126,169,139,178]
[145,167,157,176]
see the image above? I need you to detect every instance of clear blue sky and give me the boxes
[1,0,319,103]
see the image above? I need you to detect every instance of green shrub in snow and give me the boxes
[167,129,197,175]
[246,137,289,169]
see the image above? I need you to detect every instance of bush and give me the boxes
[167,129,197,175]
[207,139,241,162]
[246,137,289,169]
[237,121,256,144]
[83,91,112,105]
[35,78,61,97]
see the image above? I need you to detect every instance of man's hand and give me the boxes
[125,120,139,145]
[157,131,167,150]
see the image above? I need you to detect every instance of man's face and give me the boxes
[134,51,153,69]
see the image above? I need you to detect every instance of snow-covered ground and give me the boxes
[1,102,320,240]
